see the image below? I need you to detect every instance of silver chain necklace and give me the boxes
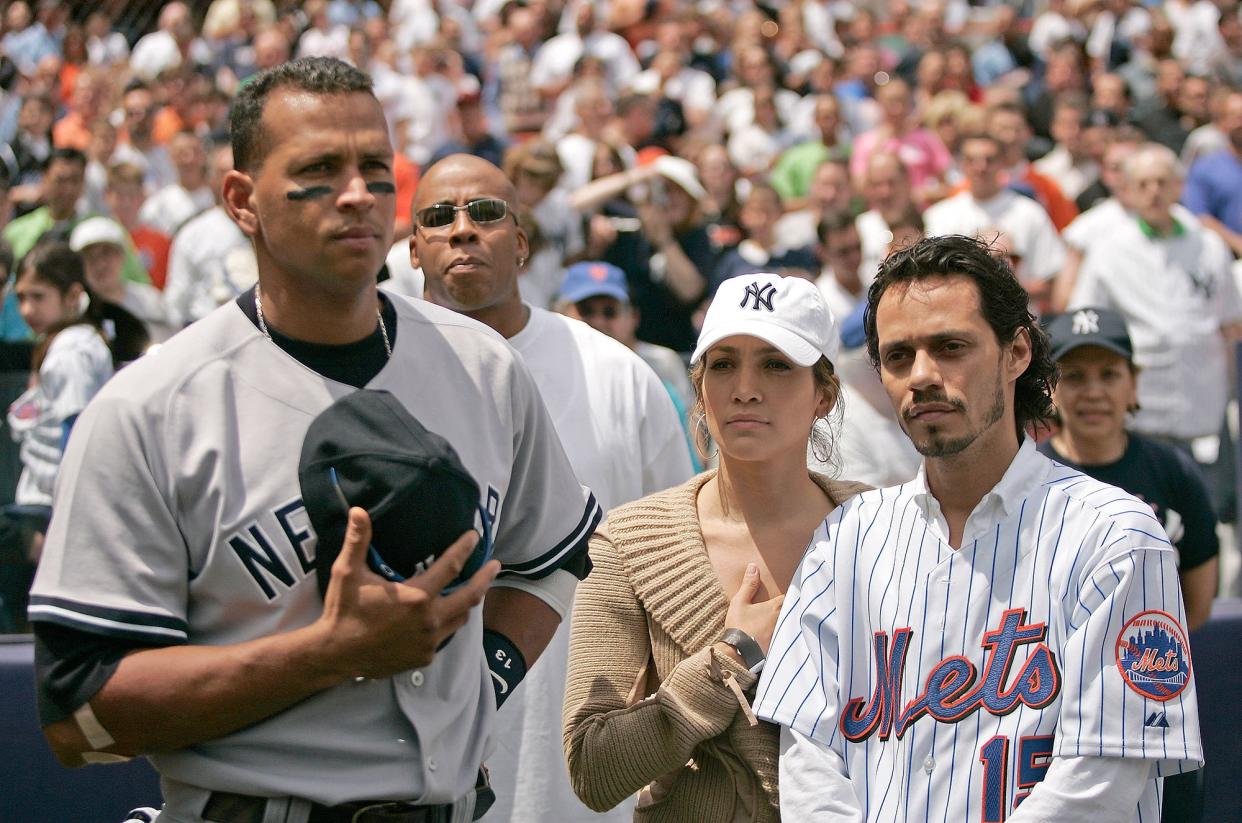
[254,285,392,359]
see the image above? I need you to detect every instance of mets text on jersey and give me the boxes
[840,608,1060,743]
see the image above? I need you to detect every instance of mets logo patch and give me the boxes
[1115,610,1191,702]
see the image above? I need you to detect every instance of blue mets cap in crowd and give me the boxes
[1044,307,1134,362]
[558,261,630,304]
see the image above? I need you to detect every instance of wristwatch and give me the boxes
[719,628,766,674]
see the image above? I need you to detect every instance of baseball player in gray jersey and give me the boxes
[28,57,600,823]
[754,235,1202,822]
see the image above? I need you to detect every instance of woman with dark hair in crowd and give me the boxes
[1039,308,1218,631]
[5,242,115,539]
[564,272,868,822]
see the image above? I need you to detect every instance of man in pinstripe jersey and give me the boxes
[754,235,1202,822]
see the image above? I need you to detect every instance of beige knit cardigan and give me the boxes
[563,469,870,823]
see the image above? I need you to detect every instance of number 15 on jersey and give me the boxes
[979,734,1055,822]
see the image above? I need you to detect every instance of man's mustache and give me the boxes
[903,390,967,421]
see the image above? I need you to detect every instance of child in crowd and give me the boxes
[6,242,113,543]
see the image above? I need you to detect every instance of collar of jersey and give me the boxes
[1135,215,1186,239]
[910,437,1046,526]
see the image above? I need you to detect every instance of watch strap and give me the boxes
[719,628,766,673]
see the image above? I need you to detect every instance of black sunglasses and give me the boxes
[416,198,510,229]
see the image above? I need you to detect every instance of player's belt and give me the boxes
[202,792,461,823]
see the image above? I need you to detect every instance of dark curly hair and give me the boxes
[862,234,1058,438]
[230,57,374,171]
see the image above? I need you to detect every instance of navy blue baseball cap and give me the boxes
[298,389,493,597]
[1044,307,1134,362]
[558,261,630,304]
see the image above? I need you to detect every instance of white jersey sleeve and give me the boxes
[778,726,864,820]
[28,384,189,643]
[492,350,602,579]
[1054,529,1203,776]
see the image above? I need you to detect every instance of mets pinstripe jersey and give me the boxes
[28,294,601,808]
[755,439,1202,822]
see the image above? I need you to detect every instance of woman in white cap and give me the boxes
[564,273,869,822]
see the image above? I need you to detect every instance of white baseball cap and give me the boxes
[69,217,127,252]
[651,155,708,203]
[692,273,839,367]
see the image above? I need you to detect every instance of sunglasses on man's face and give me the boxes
[416,198,510,229]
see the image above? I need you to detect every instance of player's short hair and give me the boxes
[229,56,374,171]
[864,234,1058,438]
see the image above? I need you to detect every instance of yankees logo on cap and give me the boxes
[1044,306,1134,362]
[739,280,777,312]
[692,273,839,367]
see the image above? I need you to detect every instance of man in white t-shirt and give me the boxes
[412,154,694,823]
[137,131,215,236]
[924,134,1066,305]
[531,1,639,105]
[555,260,699,471]
[164,144,257,328]
[855,151,915,286]
[1071,142,1242,442]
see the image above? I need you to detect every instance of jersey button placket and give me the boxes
[410,671,425,687]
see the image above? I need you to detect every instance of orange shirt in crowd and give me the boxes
[152,107,186,145]
[52,111,92,151]
[394,152,419,236]
[131,225,171,290]
[58,62,80,105]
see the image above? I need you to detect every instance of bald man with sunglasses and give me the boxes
[412,155,694,823]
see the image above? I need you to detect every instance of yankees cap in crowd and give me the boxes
[1044,307,1134,362]
[298,389,493,597]
[558,261,630,304]
[692,273,839,367]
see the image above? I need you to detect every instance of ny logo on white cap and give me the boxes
[1072,309,1099,335]
[740,281,777,312]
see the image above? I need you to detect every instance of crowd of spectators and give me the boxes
[1,0,1242,631]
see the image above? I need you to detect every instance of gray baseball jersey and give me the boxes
[28,294,601,806]
[755,440,1202,822]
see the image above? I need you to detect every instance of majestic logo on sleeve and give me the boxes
[739,281,777,311]
[840,608,1061,742]
[1115,610,1191,701]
